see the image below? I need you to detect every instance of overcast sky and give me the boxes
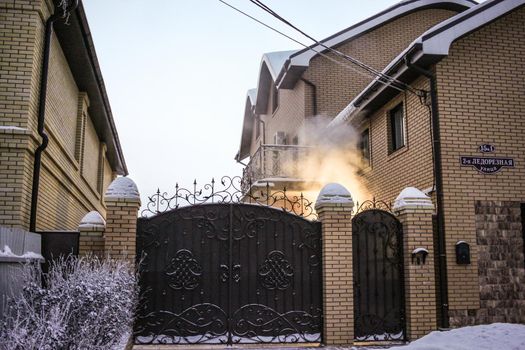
[82,0,425,207]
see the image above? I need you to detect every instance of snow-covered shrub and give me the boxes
[0,256,138,350]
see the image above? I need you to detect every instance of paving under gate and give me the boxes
[134,180,322,345]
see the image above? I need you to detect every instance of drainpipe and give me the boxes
[404,54,449,329]
[300,78,317,116]
[30,0,79,232]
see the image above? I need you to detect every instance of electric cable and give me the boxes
[247,0,425,96]
[218,0,407,93]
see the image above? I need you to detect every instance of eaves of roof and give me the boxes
[330,0,525,126]
[53,1,127,175]
[276,0,476,89]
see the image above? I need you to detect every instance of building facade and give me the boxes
[236,0,475,193]
[0,0,127,234]
[236,0,525,338]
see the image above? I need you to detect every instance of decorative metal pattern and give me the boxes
[134,304,228,344]
[258,251,294,290]
[352,209,405,342]
[165,249,202,290]
[354,197,393,214]
[140,176,317,220]
[135,203,322,345]
[231,304,322,343]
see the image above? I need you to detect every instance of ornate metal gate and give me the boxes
[134,178,322,345]
[352,202,405,342]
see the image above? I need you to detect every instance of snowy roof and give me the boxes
[331,0,525,125]
[262,50,298,81]
[277,0,475,89]
[247,88,257,106]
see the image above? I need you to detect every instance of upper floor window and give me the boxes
[360,128,370,165]
[255,115,260,139]
[389,103,405,153]
[271,84,279,113]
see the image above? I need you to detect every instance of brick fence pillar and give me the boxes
[393,187,437,340]
[78,211,105,257]
[104,177,140,261]
[315,183,354,346]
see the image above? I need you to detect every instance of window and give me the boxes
[255,115,260,139]
[389,103,405,152]
[271,84,279,113]
[360,128,370,165]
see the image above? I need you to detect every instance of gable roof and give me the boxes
[276,0,476,89]
[330,0,525,125]
[253,50,297,114]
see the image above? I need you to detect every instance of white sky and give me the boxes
[82,0,426,207]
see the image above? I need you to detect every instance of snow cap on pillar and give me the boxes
[78,211,106,231]
[393,187,434,211]
[105,176,140,204]
[315,183,354,209]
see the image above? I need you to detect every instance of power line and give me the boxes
[218,0,407,93]
[247,0,424,95]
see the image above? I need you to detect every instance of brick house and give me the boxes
[331,0,525,328]
[235,0,525,339]
[236,0,475,193]
[0,1,126,237]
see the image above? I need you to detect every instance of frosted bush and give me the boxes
[0,256,138,350]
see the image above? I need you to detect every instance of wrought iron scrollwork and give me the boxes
[258,251,294,290]
[231,304,322,343]
[220,264,241,283]
[354,197,393,214]
[165,250,202,290]
[134,304,228,344]
[141,176,317,220]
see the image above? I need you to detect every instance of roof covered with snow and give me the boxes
[331,0,524,125]
[277,0,475,89]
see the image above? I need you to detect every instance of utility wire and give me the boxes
[218,0,406,93]
[247,0,424,95]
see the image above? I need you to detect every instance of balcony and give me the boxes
[241,144,314,192]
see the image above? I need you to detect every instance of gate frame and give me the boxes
[351,205,406,343]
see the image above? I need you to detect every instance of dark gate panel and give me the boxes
[134,203,322,345]
[352,209,405,342]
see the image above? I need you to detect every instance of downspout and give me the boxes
[300,78,317,116]
[404,54,449,329]
[30,1,78,232]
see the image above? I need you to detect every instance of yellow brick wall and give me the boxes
[435,6,525,319]
[247,8,460,158]
[303,9,457,118]
[0,0,117,231]
[361,77,434,203]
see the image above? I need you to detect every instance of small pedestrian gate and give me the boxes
[352,203,405,342]
[134,197,322,345]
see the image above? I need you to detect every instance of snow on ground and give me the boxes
[381,323,525,350]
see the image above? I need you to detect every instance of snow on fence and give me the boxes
[0,227,43,320]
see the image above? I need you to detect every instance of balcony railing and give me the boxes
[241,144,311,192]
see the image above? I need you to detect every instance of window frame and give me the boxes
[389,103,406,154]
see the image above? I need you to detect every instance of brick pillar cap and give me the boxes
[105,176,140,203]
[78,211,106,231]
[315,183,354,209]
[393,187,434,211]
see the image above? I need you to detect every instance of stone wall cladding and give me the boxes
[449,201,525,326]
